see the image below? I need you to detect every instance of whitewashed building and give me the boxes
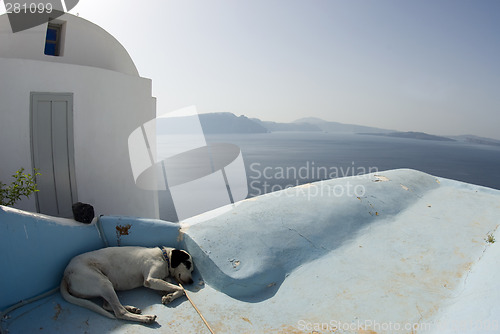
[0,13,159,218]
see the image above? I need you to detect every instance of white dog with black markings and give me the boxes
[60,246,194,323]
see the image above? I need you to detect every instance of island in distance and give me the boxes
[169,112,500,147]
[197,113,393,134]
[358,131,456,142]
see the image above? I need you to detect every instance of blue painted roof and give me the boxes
[2,169,500,333]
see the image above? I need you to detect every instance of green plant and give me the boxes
[486,233,496,244]
[0,168,41,206]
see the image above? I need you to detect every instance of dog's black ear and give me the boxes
[171,249,191,269]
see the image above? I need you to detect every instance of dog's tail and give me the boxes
[60,278,116,319]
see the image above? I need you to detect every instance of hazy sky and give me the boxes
[4,0,500,139]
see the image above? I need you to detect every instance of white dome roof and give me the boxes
[0,13,139,76]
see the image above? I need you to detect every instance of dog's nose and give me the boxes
[188,278,193,285]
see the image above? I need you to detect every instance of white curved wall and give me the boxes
[0,57,158,218]
[0,13,138,76]
[0,52,158,220]
[0,13,159,218]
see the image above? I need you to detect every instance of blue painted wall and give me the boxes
[0,207,180,311]
[0,206,103,310]
[99,216,180,248]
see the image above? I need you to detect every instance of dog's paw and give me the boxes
[143,314,157,324]
[125,306,142,314]
[161,293,175,304]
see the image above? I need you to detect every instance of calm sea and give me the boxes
[158,132,500,220]
[206,132,500,193]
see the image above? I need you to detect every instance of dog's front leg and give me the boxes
[161,290,184,304]
[143,277,184,304]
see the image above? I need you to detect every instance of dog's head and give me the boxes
[170,249,194,285]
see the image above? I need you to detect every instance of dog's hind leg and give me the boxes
[100,281,156,323]
[103,300,142,314]
[60,277,115,319]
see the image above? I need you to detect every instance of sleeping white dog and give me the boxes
[60,246,194,323]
